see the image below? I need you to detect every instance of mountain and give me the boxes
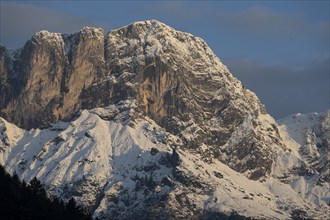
[0,20,329,219]
[277,111,329,200]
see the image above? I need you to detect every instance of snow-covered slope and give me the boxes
[0,105,329,219]
[277,111,330,206]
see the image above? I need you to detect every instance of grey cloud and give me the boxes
[131,1,207,21]
[0,3,97,48]
[134,3,329,59]
[217,6,329,39]
[135,3,329,40]
[226,58,329,119]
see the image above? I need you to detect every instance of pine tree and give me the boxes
[64,197,90,220]
[0,165,91,220]
[28,176,47,199]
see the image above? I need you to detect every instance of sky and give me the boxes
[0,1,329,119]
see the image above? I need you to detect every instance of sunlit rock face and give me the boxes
[0,27,105,128]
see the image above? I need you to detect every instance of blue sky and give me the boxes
[0,1,329,118]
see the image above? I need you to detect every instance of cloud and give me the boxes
[217,6,329,39]
[226,58,329,119]
[0,3,97,48]
[130,1,208,21]
[134,3,329,41]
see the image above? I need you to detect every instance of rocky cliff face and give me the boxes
[0,27,106,127]
[0,20,329,219]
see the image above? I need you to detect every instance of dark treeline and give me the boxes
[0,165,91,220]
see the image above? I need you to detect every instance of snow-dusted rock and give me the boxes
[277,111,330,206]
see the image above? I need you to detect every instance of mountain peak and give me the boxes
[0,20,270,181]
[118,19,169,30]
[32,30,63,43]
[107,19,228,76]
[79,26,104,37]
[1,20,272,181]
